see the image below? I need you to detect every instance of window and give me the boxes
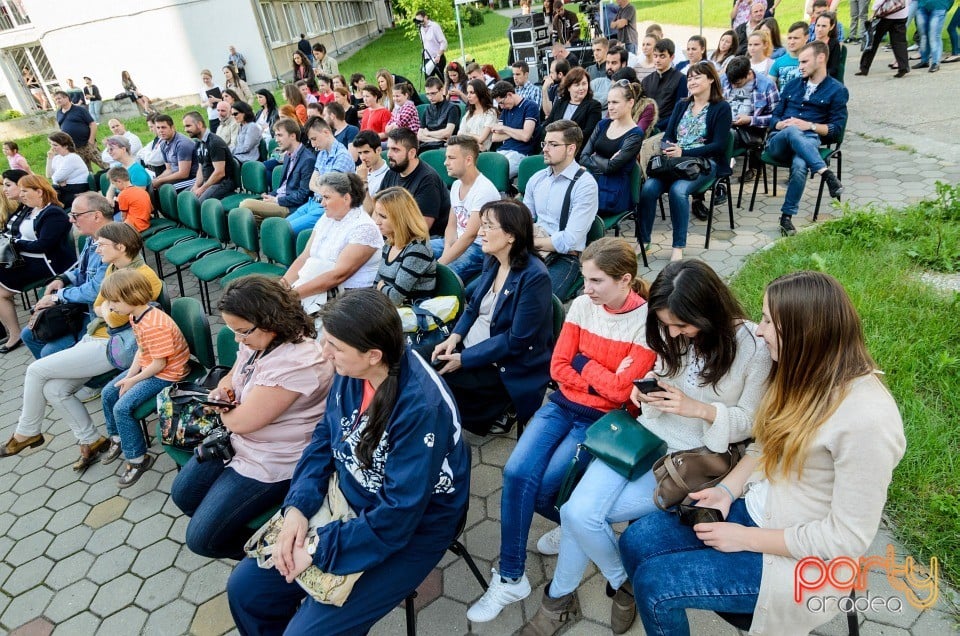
[300,2,318,34]
[313,3,328,32]
[282,2,302,40]
[260,2,282,43]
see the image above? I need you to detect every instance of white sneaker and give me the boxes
[466,569,531,623]
[536,526,562,556]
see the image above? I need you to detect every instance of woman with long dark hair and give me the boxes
[227,288,470,634]
[292,51,312,82]
[171,275,334,559]
[709,30,739,71]
[814,11,842,78]
[517,259,769,635]
[254,89,279,139]
[637,62,732,261]
[458,79,497,151]
[433,199,554,436]
[620,271,906,636]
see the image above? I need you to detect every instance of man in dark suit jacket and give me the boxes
[239,118,316,220]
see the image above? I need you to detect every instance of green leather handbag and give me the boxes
[555,409,667,512]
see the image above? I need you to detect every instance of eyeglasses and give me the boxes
[425,91,440,97]
[227,324,257,339]
[231,111,241,116]
[480,223,502,232]
[541,141,571,149]
[68,210,94,220]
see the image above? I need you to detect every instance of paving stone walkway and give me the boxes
[1,28,958,636]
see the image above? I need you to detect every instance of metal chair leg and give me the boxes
[448,539,489,591]
[404,592,417,636]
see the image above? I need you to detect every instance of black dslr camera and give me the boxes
[194,427,235,463]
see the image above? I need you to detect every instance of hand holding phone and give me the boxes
[201,398,236,409]
[633,378,661,394]
[677,503,724,526]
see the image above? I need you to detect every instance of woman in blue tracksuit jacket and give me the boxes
[227,288,470,636]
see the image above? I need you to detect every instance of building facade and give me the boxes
[0,0,388,114]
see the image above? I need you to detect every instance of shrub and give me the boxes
[463,5,485,27]
[393,0,456,40]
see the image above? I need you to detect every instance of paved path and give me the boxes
[0,25,958,636]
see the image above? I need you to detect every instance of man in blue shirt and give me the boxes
[240,118,316,221]
[491,81,541,178]
[524,120,599,301]
[766,41,847,235]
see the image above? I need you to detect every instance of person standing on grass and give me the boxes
[98,268,190,489]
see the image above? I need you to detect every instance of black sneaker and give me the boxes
[489,407,518,435]
[691,199,709,221]
[929,64,940,73]
[713,183,728,205]
[912,61,929,69]
[779,215,797,236]
[822,169,843,199]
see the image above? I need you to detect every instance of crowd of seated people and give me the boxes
[0,15,882,634]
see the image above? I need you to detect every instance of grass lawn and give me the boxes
[729,186,960,590]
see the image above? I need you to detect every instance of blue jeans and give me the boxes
[637,161,717,248]
[546,253,583,302]
[917,7,948,64]
[431,238,485,283]
[170,456,291,560]
[619,499,762,636]
[949,6,960,54]
[89,100,102,122]
[102,375,171,460]
[285,200,324,234]
[765,127,826,217]
[499,401,595,579]
[552,458,659,596]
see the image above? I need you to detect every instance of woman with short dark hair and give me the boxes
[45,131,89,208]
[432,199,554,436]
[227,288,469,634]
[171,275,334,559]
[230,101,263,162]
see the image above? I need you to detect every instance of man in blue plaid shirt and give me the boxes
[721,55,781,183]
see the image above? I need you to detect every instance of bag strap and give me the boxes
[410,303,447,333]
[558,167,586,232]
[662,455,692,493]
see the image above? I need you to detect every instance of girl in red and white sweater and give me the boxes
[467,237,657,624]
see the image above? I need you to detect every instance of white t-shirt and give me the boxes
[450,173,500,245]
[367,162,390,196]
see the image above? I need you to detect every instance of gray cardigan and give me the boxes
[232,122,263,162]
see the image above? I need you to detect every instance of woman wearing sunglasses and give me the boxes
[229,101,263,163]
[170,275,334,559]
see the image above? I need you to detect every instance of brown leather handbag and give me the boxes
[652,441,750,510]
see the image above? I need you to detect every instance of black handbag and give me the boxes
[30,302,88,343]
[646,155,711,181]
[733,126,765,150]
[0,234,22,269]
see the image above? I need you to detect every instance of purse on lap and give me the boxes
[243,473,363,607]
[651,441,750,510]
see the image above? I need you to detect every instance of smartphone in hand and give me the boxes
[677,503,724,526]
[633,378,661,394]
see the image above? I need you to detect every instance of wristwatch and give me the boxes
[809,122,816,133]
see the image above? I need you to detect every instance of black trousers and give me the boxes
[860,18,909,73]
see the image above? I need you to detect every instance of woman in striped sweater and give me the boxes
[467,237,657,624]
[372,187,436,306]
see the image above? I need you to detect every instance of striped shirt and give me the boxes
[376,239,437,306]
[131,306,191,381]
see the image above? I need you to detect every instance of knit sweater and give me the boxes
[641,322,771,453]
[376,240,437,306]
[549,293,657,415]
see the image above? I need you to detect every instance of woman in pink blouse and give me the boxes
[170,275,334,559]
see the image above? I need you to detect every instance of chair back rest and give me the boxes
[419,148,454,187]
[551,294,565,339]
[260,217,296,266]
[267,138,278,154]
[76,233,88,257]
[586,215,604,245]
[517,155,546,196]
[837,44,848,83]
[271,164,284,191]
[227,207,260,253]
[200,199,229,242]
[435,263,465,321]
[98,172,110,195]
[86,172,97,191]
[158,183,179,221]
[416,103,429,120]
[296,228,313,255]
[176,190,202,232]
[216,324,239,368]
[171,297,215,369]
[629,162,642,207]
[477,152,510,193]
[156,282,172,313]
[240,160,269,194]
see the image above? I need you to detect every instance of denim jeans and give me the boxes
[286,200,325,234]
[917,7,948,65]
[498,401,595,579]
[551,458,659,596]
[949,6,960,54]
[619,499,762,636]
[765,127,826,217]
[637,161,717,248]
[89,100,102,123]
[431,238,485,283]
[546,253,583,302]
[102,375,172,460]
[170,457,291,560]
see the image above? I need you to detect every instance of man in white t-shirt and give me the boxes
[353,130,390,213]
[433,135,500,282]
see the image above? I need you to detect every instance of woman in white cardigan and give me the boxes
[620,270,906,636]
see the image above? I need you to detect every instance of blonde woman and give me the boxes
[372,187,437,306]
[376,69,395,112]
[747,31,774,76]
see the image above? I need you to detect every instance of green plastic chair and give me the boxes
[220,217,295,285]
[141,183,180,239]
[693,132,736,249]
[190,208,259,313]
[221,161,269,210]
[416,103,429,120]
[555,217,604,303]
[86,172,97,192]
[419,148,454,188]
[98,172,110,195]
[837,44,848,84]
[296,228,313,255]
[267,138,278,154]
[516,154,546,196]
[499,67,513,80]
[216,324,239,368]
[144,190,200,277]
[164,199,229,296]
[599,163,647,266]
[434,263,465,323]
[272,165,284,191]
[477,152,510,193]
[551,294,565,339]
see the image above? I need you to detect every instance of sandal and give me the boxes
[72,436,109,472]
[100,439,123,465]
[118,455,155,489]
